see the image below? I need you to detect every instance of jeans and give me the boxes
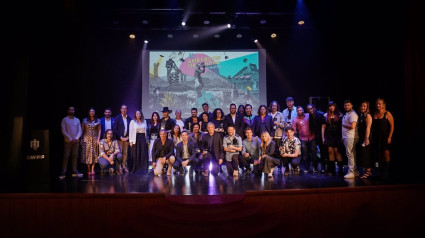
[282,156,301,171]
[98,153,123,171]
[225,154,240,174]
[173,158,200,172]
[343,137,359,173]
[301,139,317,171]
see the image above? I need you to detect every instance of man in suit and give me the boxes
[100,108,115,139]
[113,104,132,173]
[200,122,224,176]
[173,130,199,175]
[224,103,245,138]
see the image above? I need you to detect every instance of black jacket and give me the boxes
[175,141,196,163]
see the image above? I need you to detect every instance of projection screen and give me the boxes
[142,49,266,118]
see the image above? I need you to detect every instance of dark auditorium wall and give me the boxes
[5,1,422,182]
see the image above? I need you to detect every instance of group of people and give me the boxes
[59,97,394,180]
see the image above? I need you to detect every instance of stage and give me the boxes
[1,167,425,237]
[0,165,414,194]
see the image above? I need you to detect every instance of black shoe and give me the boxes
[243,169,252,175]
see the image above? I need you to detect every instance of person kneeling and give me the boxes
[98,129,123,174]
[223,125,243,177]
[259,131,279,178]
[173,130,198,176]
[240,127,260,174]
[152,129,175,176]
[279,127,301,175]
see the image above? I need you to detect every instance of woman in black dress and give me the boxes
[357,101,373,179]
[372,98,394,178]
[321,101,344,175]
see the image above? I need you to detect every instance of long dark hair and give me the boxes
[200,112,210,122]
[257,105,267,116]
[151,112,160,126]
[268,101,281,112]
[104,129,114,139]
[134,110,145,122]
[326,101,341,124]
[87,107,97,121]
[172,124,181,137]
[213,108,224,120]
[358,101,370,116]
[238,104,245,116]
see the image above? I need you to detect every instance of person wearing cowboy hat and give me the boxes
[160,107,175,133]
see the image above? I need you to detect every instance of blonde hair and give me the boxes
[260,131,271,150]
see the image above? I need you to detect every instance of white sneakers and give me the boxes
[344,172,355,179]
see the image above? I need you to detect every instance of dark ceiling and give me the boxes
[62,0,322,32]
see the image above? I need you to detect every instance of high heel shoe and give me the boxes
[360,170,372,179]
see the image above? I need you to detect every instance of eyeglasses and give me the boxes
[307,108,314,111]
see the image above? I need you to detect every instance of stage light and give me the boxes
[271,33,277,38]
[193,34,199,38]
[298,20,305,25]
[214,34,220,38]
[142,20,149,25]
[129,34,135,39]
[181,21,186,26]
[204,20,210,25]
[260,19,267,24]
[254,39,258,43]
[236,34,243,38]
[167,34,174,38]
[227,24,231,28]
[144,40,148,43]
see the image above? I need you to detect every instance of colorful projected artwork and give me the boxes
[143,50,266,117]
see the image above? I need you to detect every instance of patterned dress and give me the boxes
[81,118,100,164]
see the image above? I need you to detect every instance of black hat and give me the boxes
[160,107,172,113]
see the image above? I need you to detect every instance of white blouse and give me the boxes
[129,119,148,144]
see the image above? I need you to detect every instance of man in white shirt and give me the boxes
[342,100,359,179]
[60,106,83,179]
